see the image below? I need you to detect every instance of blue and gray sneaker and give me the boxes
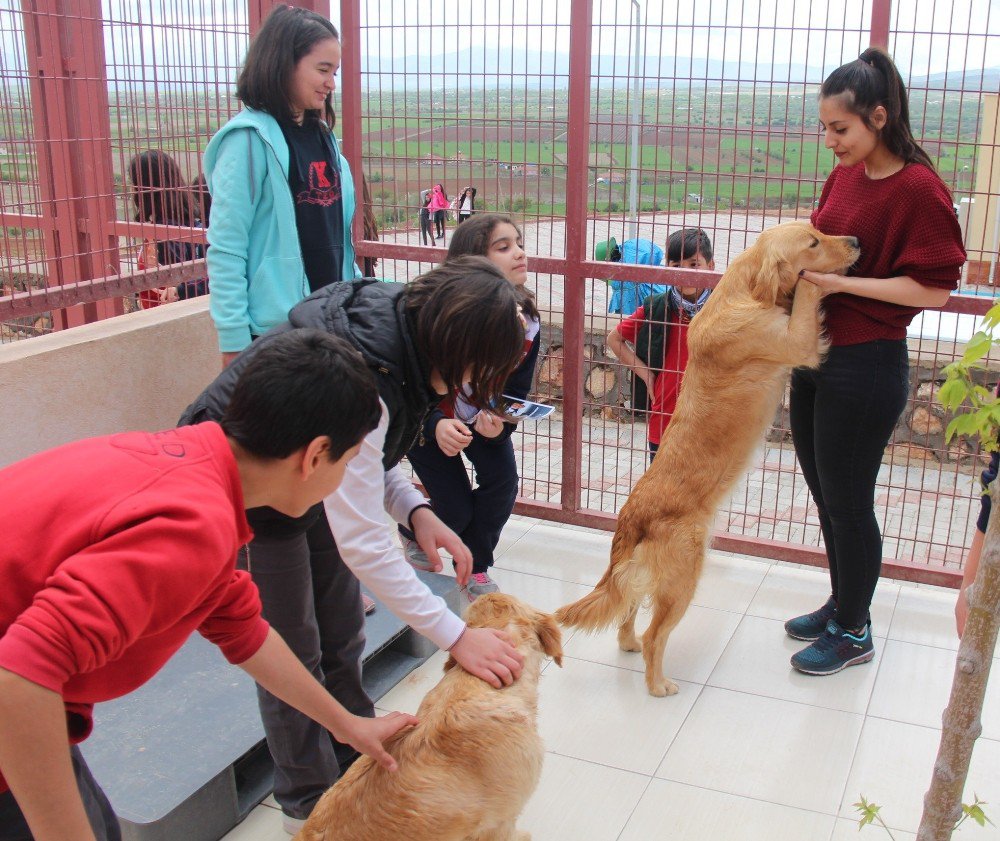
[784,596,837,641]
[790,619,875,675]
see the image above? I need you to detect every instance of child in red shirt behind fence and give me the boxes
[606,228,715,464]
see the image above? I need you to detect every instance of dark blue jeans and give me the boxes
[789,340,909,630]
[0,746,121,840]
[401,430,519,574]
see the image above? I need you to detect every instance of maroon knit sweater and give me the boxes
[811,162,966,346]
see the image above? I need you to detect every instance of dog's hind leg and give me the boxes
[617,601,641,652]
[641,592,687,697]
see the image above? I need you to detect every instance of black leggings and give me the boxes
[434,209,446,238]
[789,340,909,629]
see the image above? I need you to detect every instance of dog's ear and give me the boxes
[536,612,564,666]
[747,242,793,305]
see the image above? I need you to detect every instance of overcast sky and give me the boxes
[355,0,998,77]
[1,1,995,86]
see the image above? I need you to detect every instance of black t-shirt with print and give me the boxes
[279,119,345,292]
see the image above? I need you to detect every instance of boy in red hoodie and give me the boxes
[0,329,418,841]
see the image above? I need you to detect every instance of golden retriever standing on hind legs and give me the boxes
[292,593,563,841]
[556,221,860,697]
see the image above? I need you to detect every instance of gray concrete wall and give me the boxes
[0,298,219,469]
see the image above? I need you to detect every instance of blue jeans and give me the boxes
[790,340,909,629]
[0,746,121,840]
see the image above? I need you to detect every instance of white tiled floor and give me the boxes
[223,516,1000,841]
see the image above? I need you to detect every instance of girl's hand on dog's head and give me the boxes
[450,626,525,689]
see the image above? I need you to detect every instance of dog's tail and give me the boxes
[555,512,645,631]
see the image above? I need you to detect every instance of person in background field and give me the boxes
[786,47,965,676]
[398,214,542,601]
[606,228,714,464]
[128,150,209,308]
[203,4,362,370]
[429,183,450,240]
[179,261,526,835]
[419,191,434,246]
[457,185,477,224]
[0,330,418,841]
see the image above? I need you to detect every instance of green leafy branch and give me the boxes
[939,301,1000,451]
[855,795,993,837]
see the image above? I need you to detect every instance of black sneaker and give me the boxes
[790,619,875,675]
[784,596,837,640]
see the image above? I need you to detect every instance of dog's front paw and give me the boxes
[646,676,679,697]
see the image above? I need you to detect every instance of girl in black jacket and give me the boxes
[400,213,542,600]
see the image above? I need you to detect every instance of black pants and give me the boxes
[400,431,519,574]
[240,507,373,820]
[434,209,446,238]
[419,213,433,246]
[0,746,121,841]
[789,340,909,629]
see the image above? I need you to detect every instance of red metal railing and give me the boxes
[1,0,998,585]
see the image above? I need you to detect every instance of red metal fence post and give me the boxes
[21,0,121,328]
[338,0,365,251]
[870,0,892,48]
[249,0,331,35]
[560,0,594,513]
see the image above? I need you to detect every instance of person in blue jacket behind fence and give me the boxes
[203,5,362,370]
[598,236,668,315]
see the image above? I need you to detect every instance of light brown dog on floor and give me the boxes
[556,221,860,697]
[292,593,563,841]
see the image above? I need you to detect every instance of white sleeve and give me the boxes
[384,463,427,527]
[323,401,465,650]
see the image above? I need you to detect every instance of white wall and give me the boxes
[0,298,220,469]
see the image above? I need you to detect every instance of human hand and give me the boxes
[639,368,657,391]
[410,506,473,584]
[474,412,505,439]
[221,351,240,369]
[159,286,179,304]
[798,270,843,296]
[334,711,419,772]
[435,419,473,456]
[449,626,525,688]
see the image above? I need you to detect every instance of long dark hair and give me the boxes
[236,4,339,127]
[404,256,523,410]
[446,212,539,321]
[821,47,934,171]
[128,150,199,226]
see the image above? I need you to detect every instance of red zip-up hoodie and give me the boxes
[0,422,267,790]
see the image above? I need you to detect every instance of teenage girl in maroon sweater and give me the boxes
[785,47,965,675]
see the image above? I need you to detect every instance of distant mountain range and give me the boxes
[362,48,1000,92]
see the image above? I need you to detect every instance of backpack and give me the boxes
[607,238,667,315]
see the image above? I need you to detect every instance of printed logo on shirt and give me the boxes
[296,161,342,207]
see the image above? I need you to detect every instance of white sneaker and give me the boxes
[401,537,434,571]
[282,814,306,836]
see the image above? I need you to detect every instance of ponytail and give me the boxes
[821,47,935,171]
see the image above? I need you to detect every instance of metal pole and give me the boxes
[560,0,594,513]
[627,0,642,241]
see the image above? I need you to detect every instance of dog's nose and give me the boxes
[847,236,860,249]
